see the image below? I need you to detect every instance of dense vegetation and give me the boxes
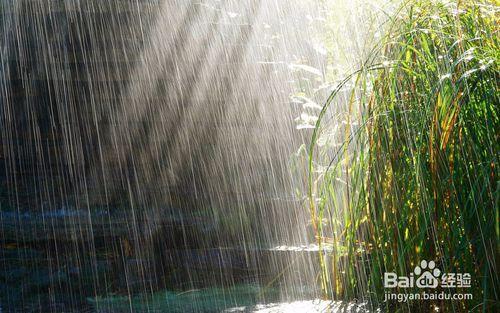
[308,0,498,311]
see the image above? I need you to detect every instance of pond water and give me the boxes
[1,242,372,312]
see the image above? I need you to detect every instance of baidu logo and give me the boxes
[383,259,473,302]
[414,260,441,288]
[384,259,471,289]
[384,259,441,289]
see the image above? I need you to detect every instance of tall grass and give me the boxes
[308,1,498,311]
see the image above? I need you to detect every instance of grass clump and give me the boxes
[308,1,499,311]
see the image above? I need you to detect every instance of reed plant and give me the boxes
[308,1,499,311]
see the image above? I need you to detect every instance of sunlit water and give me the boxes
[0,0,391,311]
